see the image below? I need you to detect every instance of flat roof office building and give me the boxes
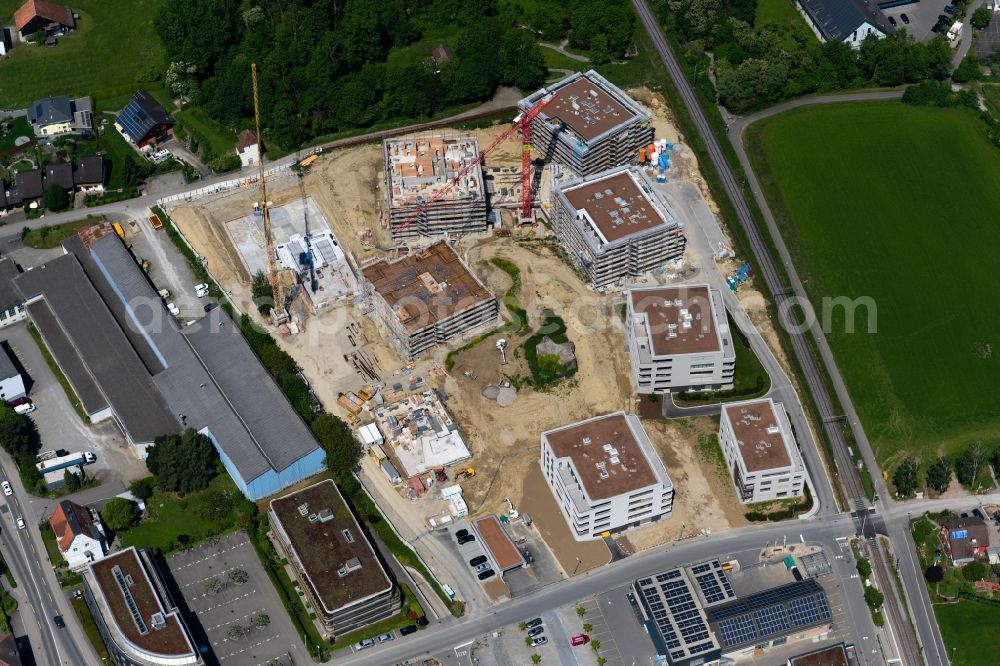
[269,480,401,638]
[519,70,654,176]
[719,399,808,504]
[626,285,735,393]
[549,167,686,287]
[540,412,673,540]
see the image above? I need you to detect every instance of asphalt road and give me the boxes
[629,2,930,663]
[0,451,91,666]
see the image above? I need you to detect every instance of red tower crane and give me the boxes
[393,94,553,239]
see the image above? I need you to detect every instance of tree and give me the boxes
[864,586,884,610]
[590,639,601,651]
[972,6,992,29]
[952,54,983,84]
[208,153,241,173]
[498,30,547,91]
[531,655,542,664]
[129,476,156,501]
[856,558,872,579]
[524,636,533,647]
[576,606,586,617]
[145,428,218,494]
[0,404,33,458]
[925,565,944,583]
[962,561,989,581]
[42,184,69,212]
[311,413,362,477]
[166,61,199,102]
[63,469,81,492]
[204,577,224,595]
[926,456,951,494]
[227,623,246,640]
[101,497,139,532]
[892,457,920,497]
[30,30,44,44]
[155,0,241,74]
[228,568,249,585]
[582,622,593,632]
[254,613,270,627]
[955,441,988,487]
[251,271,274,316]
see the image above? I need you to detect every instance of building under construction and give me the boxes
[518,70,654,177]
[361,242,498,358]
[550,166,686,287]
[384,133,488,240]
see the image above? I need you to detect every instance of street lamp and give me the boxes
[573,557,582,575]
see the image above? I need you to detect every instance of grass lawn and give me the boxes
[71,596,110,661]
[747,101,1000,468]
[173,106,237,160]
[675,314,771,405]
[0,117,31,152]
[935,600,1000,665]
[121,474,253,553]
[0,0,165,107]
[754,0,813,48]
[39,522,65,566]
[22,216,104,249]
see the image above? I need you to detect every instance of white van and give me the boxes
[14,403,35,415]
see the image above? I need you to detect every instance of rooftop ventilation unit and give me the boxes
[308,513,319,523]
[317,509,334,523]
[582,436,592,445]
[298,503,309,517]
[337,558,363,577]
[766,426,780,435]
[151,612,166,630]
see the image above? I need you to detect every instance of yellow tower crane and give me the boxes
[251,63,288,325]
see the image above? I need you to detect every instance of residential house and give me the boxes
[7,170,43,208]
[73,155,104,193]
[943,516,990,565]
[795,0,888,48]
[235,129,258,167]
[13,0,74,39]
[45,161,73,192]
[26,95,92,137]
[48,499,107,570]
[115,91,174,148]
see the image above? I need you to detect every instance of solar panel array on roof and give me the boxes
[635,566,720,664]
[707,580,831,651]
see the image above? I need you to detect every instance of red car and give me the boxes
[7,397,29,407]
[570,634,590,647]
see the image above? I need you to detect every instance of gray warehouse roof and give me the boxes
[83,233,322,483]
[0,259,23,312]
[14,253,179,443]
[797,0,887,42]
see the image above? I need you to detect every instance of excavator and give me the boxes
[455,468,476,479]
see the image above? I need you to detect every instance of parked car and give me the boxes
[353,638,374,651]
[475,563,490,573]
[525,618,543,629]
[435,468,447,482]
[469,555,488,567]
[14,403,35,415]
[973,508,985,520]
[377,632,395,643]
[944,4,956,13]
[195,283,209,298]
[570,634,590,647]
[531,637,548,647]
[400,624,418,636]
[167,302,180,316]
[528,626,544,638]
[888,15,897,26]
[8,397,30,407]
[53,615,65,629]
[73,590,83,599]
[477,568,495,580]
[203,302,217,313]
[15,518,24,529]
[901,13,910,23]
[458,534,476,545]
[1,482,11,496]
[455,529,469,539]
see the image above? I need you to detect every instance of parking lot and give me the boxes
[881,0,959,42]
[166,531,299,665]
[503,520,564,596]
[129,209,207,321]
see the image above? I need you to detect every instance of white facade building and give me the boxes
[719,399,809,504]
[795,0,887,49]
[49,500,108,571]
[540,412,673,540]
[626,285,735,393]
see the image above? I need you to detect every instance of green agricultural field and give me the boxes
[747,101,1000,467]
[0,0,164,107]
[935,600,1000,665]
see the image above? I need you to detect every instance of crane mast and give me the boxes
[251,63,288,325]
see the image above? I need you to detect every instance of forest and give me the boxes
[154,0,636,148]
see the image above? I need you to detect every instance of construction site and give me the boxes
[384,133,489,240]
[549,165,687,287]
[156,68,786,582]
[518,70,655,177]
[360,241,499,358]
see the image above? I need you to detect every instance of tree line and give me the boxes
[892,441,999,497]
[656,0,956,114]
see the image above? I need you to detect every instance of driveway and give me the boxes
[3,323,145,521]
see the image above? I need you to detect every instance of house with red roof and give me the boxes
[48,499,106,571]
[13,0,74,39]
